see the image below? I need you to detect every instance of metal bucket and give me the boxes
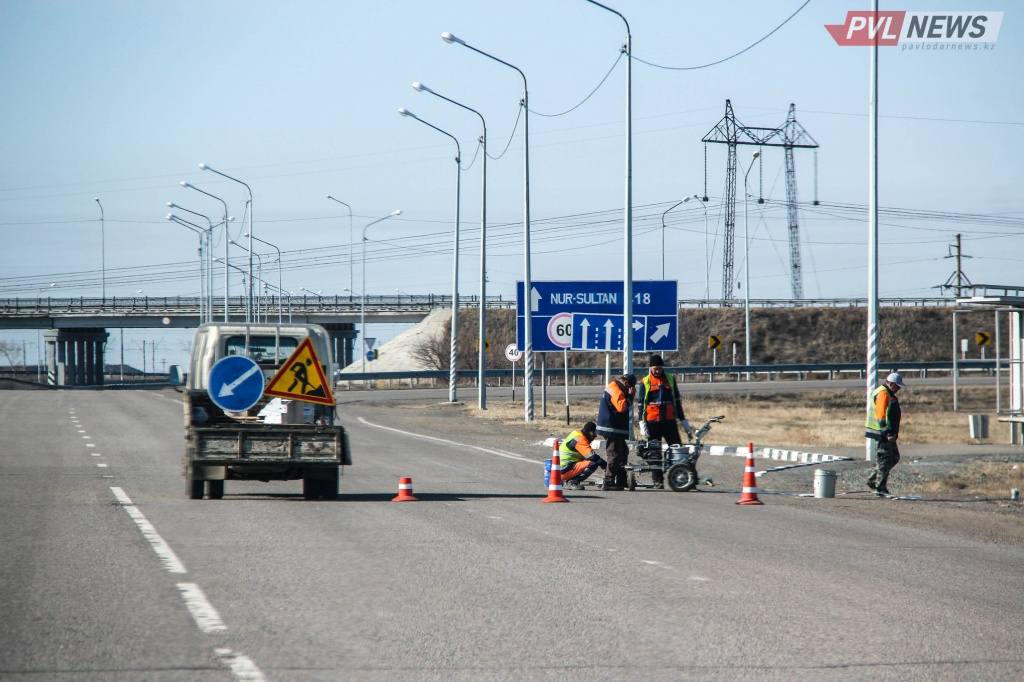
[813,469,837,498]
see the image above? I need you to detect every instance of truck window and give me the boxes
[224,336,298,365]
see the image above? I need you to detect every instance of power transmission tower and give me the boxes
[938,233,972,297]
[702,101,819,301]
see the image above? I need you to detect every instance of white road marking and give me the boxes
[81,435,91,439]
[487,515,503,520]
[357,416,539,465]
[96,463,108,468]
[109,487,187,574]
[91,452,102,457]
[177,583,227,633]
[214,647,266,681]
[689,575,711,582]
[85,443,95,448]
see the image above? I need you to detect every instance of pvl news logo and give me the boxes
[826,10,1004,50]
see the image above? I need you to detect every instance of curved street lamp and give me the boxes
[398,107,461,403]
[442,31,535,421]
[325,195,355,296]
[412,81,489,410]
[167,202,215,321]
[361,209,403,375]
[200,163,254,322]
[181,181,231,321]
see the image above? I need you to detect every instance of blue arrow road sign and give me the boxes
[518,280,678,352]
[207,355,265,412]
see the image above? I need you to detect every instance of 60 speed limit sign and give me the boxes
[546,312,572,349]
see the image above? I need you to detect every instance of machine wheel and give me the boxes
[302,475,322,500]
[666,463,697,492]
[321,471,339,500]
[188,479,204,500]
[626,470,636,491]
[207,480,224,500]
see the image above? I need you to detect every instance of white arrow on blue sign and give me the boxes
[207,355,265,412]
[518,280,678,353]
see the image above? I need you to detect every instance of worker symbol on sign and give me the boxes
[265,337,336,406]
[286,358,319,396]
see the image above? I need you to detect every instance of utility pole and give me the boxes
[940,233,972,298]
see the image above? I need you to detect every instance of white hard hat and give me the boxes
[886,372,906,388]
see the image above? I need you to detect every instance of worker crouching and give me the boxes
[559,421,607,490]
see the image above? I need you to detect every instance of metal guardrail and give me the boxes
[338,359,1003,383]
[0,295,960,318]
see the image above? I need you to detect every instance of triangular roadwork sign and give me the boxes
[264,337,335,406]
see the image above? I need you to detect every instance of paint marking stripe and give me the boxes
[357,416,539,464]
[109,487,187,574]
[214,647,266,681]
[177,582,227,633]
[96,463,108,468]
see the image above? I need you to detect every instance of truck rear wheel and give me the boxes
[207,480,224,500]
[302,476,321,500]
[321,472,339,500]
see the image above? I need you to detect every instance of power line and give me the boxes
[631,0,812,71]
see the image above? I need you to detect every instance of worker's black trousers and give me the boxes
[869,440,901,492]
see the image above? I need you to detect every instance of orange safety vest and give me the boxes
[641,373,679,423]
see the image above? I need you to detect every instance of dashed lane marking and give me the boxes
[96,463,108,468]
[356,416,539,465]
[214,647,266,681]
[109,487,187,574]
[177,583,227,633]
[91,452,102,457]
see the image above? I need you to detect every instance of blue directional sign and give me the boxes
[517,280,678,353]
[207,355,265,413]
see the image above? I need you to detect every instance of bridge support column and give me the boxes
[321,323,357,370]
[42,329,108,386]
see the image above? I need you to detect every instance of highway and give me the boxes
[2,388,1022,680]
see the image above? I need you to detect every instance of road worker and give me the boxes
[597,373,636,491]
[637,354,694,487]
[557,421,607,490]
[865,371,906,497]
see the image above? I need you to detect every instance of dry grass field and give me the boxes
[470,386,999,449]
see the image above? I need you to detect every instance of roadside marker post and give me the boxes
[563,348,570,425]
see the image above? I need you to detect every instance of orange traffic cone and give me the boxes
[736,442,764,506]
[544,442,569,503]
[392,476,419,502]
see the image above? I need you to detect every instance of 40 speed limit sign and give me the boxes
[546,312,572,349]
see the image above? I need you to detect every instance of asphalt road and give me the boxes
[2,388,1022,680]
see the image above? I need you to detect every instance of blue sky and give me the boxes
[0,1,1021,366]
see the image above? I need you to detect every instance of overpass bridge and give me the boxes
[0,293,957,388]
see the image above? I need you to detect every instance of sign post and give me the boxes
[505,343,522,404]
[563,348,570,425]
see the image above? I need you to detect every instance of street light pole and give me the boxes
[398,108,461,403]
[94,198,105,300]
[661,200,684,281]
[361,210,403,374]
[181,181,230,321]
[167,202,216,322]
[743,152,760,379]
[583,0,633,377]
[247,233,284,326]
[412,81,489,410]
[167,215,208,322]
[442,31,534,421]
[231,240,263,321]
[866,0,880,462]
[199,164,253,323]
[325,196,355,296]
